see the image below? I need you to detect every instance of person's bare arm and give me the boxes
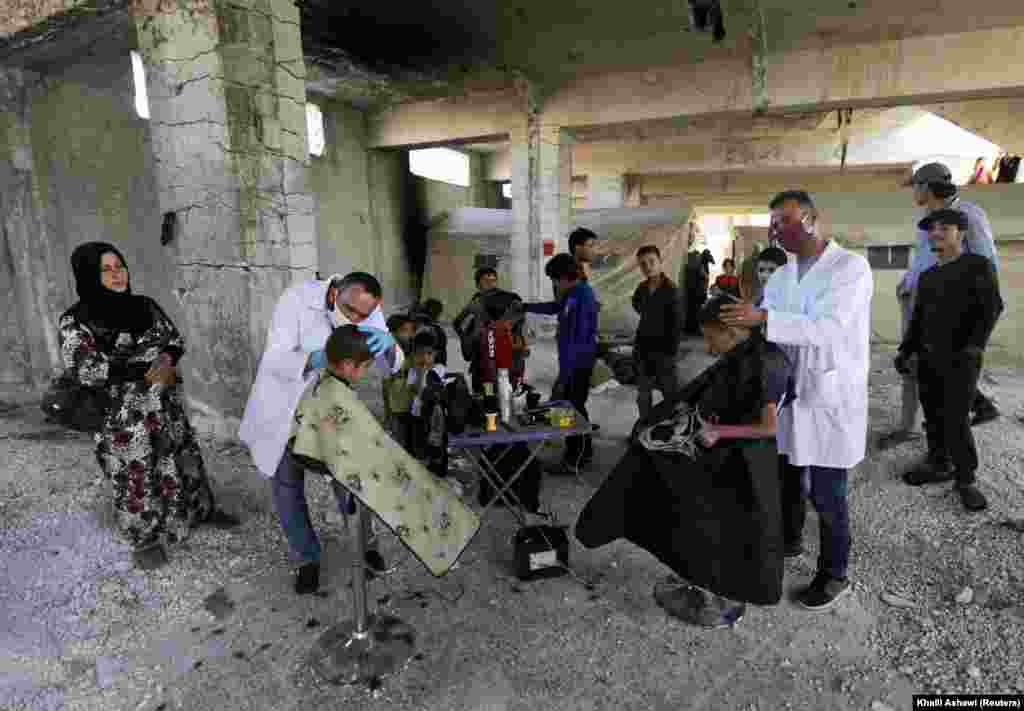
[700,403,777,446]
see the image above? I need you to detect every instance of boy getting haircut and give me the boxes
[325,325,373,367]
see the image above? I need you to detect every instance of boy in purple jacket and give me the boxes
[525,253,599,474]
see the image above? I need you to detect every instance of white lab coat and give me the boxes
[761,242,873,470]
[238,277,404,477]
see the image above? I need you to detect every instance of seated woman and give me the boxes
[59,242,238,570]
[575,295,793,627]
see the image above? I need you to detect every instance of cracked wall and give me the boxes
[135,0,317,436]
[0,59,167,388]
[308,100,416,311]
[0,3,421,432]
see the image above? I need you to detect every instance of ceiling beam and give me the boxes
[368,24,1024,148]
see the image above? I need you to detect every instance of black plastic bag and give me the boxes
[41,375,111,433]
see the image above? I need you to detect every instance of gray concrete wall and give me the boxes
[368,149,417,311]
[309,101,417,312]
[816,184,1024,364]
[28,56,173,329]
[0,57,171,387]
[818,183,1024,247]
[414,174,474,226]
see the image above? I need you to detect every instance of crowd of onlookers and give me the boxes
[51,162,1005,629]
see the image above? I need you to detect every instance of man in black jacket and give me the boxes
[895,209,1003,512]
[632,245,682,421]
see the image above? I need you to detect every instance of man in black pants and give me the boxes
[895,209,1003,512]
[632,245,682,422]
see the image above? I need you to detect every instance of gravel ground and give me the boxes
[1,339,1022,711]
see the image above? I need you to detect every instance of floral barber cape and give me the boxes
[290,372,480,577]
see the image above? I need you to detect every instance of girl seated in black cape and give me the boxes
[575,295,794,627]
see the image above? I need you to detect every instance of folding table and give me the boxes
[448,401,591,526]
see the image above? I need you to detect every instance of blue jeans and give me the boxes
[271,450,357,563]
[780,457,850,580]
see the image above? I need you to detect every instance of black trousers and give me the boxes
[557,365,594,463]
[918,352,981,484]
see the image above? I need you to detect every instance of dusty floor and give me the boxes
[2,337,1023,711]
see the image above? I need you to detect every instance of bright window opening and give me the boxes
[306,103,325,157]
[130,51,150,120]
[502,182,512,199]
[409,147,470,187]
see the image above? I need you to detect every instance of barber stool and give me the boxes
[305,500,416,686]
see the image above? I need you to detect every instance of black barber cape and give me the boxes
[576,334,793,605]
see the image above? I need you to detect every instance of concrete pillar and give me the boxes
[0,68,66,387]
[585,173,625,209]
[624,175,644,208]
[468,150,489,208]
[510,88,573,302]
[134,0,317,436]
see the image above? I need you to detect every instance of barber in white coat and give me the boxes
[722,190,872,613]
[239,272,403,595]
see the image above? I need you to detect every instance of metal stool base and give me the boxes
[307,613,416,686]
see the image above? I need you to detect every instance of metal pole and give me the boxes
[305,496,416,686]
[352,501,369,635]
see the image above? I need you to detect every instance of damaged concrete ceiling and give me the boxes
[4,0,1024,108]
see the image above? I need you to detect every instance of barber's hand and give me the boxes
[720,302,766,328]
[357,325,395,356]
[699,426,721,448]
[145,364,177,386]
[307,350,327,371]
[301,331,326,354]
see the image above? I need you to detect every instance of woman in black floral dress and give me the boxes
[59,242,238,569]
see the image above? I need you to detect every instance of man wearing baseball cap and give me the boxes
[895,208,1002,511]
[884,163,1002,454]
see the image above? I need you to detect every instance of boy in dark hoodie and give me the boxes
[525,253,599,473]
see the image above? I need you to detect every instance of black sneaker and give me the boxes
[902,458,955,486]
[783,540,804,559]
[956,483,988,512]
[655,582,745,628]
[877,430,923,450]
[797,572,851,611]
[970,409,999,427]
[132,543,168,571]
[295,562,320,595]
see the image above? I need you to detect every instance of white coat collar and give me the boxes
[304,273,344,311]
[786,240,842,282]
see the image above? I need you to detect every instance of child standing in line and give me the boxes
[383,314,418,451]
[408,332,450,479]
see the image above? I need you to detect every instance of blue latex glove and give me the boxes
[357,324,395,356]
[301,331,326,354]
[307,349,327,371]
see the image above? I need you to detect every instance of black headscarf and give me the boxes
[70,242,154,336]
